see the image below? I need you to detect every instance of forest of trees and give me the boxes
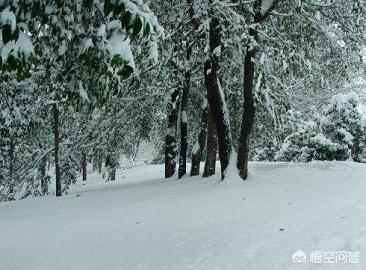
[1,0,366,201]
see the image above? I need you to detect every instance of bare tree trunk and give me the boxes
[178,45,192,179]
[132,139,141,161]
[237,33,256,180]
[110,168,116,181]
[8,137,15,194]
[9,137,14,182]
[52,103,62,197]
[82,151,87,181]
[237,0,277,179]
[165,89,180,178]
[190,98,208,176]
[98,160,102,174]
[40,155,48,195]
[204,16,232,179]
[203,109,217,177]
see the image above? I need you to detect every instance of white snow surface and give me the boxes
[1,161,366,270]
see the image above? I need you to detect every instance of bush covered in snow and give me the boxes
[257,92,366,162]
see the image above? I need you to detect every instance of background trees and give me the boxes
[1,0,366,200]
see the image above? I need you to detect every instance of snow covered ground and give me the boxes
[1,161,366,270]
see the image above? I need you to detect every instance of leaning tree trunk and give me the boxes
[165,88,180,178]
[82,151,87,181]
[52,103,62,197]
[178,46,193,179]
[190,98,209,176]
[204,16,232,179]
[203,109,218,177]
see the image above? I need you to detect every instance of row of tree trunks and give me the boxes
[190,98,209,176]
[204,16,232,179]
[166,1,279,181]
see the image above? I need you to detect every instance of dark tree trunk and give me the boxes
[132,139,141,161]
[40,155,48,195]
[203,109,218,177]
[110,168,116,181]
[190,98,209,176]
[98,160,102,174]
[237,32,257,180]
[52,103,62,197]
[178,46,193,179]
[8,137,15,194]
[82,151,87,181]
[236,0,278,180]
[165,88,180,178]
[9,137,14,182]
[204,17,232,179]
[237,0,269,180]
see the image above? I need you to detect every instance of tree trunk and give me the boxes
[204,17,232,179]
[52,103,62,197]
[98,160,102,174]
[40,155,48,195]
[236,0,277,180]
[82,151,87,181]
[165,88,180,178]
[237,31,257,180]
[8,137,15,194]
[110,168,116,181]
[190,98,209,176]
[9,137,14,182]
[203,109,217,177]
[178,46,193,179]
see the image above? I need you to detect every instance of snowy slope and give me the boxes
[1,162,366,270]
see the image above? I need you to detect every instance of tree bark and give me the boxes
[190,98,209,176]
[178,46,193,179]
[165,88,180,178]
[9,137,14,183]
[237,0,277,180]
[82,151,87,181]
[203,109,217,177]
[110,168,116,181]
[237,30,257,180]
[204,17,232,179]
[40,155,48,195]
[52,103,62,197]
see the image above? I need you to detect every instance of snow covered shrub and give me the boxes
[252,145,278,161]
[308,133,349,161]
[275,119,349,162]
[320,92,365,162]
[275,120,318,162]
[275,92,365,162]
